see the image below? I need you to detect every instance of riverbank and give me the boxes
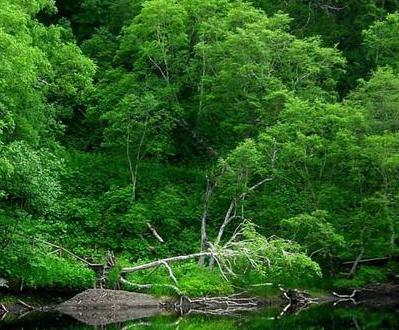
[2,282,399,324]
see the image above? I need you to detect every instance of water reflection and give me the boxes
[1,304,399,329]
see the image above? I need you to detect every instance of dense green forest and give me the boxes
[1,0,399,296]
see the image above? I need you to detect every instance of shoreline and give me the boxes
[2,282,399,324]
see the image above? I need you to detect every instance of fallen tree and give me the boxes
[117,218,321,296]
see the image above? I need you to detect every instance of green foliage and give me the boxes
[125,262,234,297]
[1,0,399,294]
[281,210,345,260]
[364,12,399,69]
[231,222,322,287]
[252,0,398,92]
[348,67,399,132]
[0,142,62,214]
[0,234,95,289]
[106,263,123,289]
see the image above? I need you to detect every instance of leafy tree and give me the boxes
[364,12,399,69]
[348,67,399,133]
[281,210,345,262]
[252,0,399,92]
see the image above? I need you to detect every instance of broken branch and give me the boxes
[147,223,165,243]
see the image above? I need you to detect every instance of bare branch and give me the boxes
[121,252,218,273]
[147,223,165,243]
[161,261,179,286]
[349,246,365,278]
[32,238,101,268]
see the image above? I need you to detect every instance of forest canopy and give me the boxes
[1,0,399,294]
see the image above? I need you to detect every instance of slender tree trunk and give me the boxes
[126,122,136,202]
[127,114,149,203]
[349,229,366,278]
[198,178,214,266]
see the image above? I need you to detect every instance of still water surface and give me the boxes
[1,303,398,329]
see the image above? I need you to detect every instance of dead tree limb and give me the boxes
[170,295,263,316]
[209,177,273,270]
[32,238,102,268]
[99,250,116,289]
[0,304,8,313]
[161,261,179,286]
[121,252,223,274]
[348,246,365,278]
[209,143,277,270]
[280,292,292,317]
[342,257,391,266]
[279,289,319,316]
[119,250,241,294]
[147,223,165,243]
[0,278,8,288]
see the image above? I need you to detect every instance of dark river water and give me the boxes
[1,303,399,329]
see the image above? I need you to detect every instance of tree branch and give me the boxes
[147,223,165,243]
[121,252,217,273]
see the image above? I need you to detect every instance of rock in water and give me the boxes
[57,289,163,326]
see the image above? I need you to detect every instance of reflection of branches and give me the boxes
[279,289,319,317]
[172,294,261,317]
[332,289,357,306]
[352,316,361,330]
